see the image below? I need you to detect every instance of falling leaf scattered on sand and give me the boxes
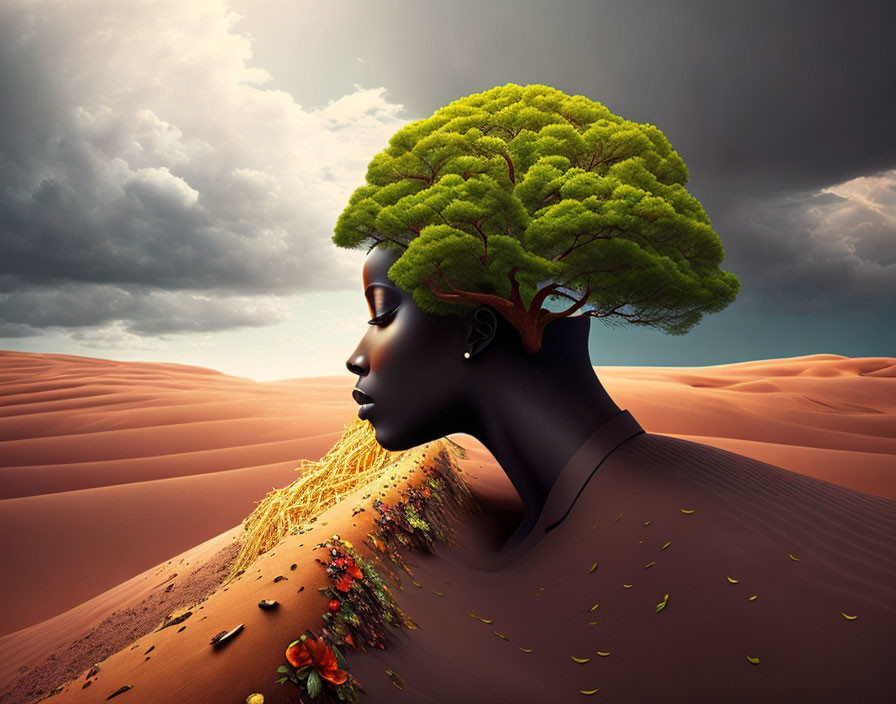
[680,508,695,514]
[655,593,670,613]
[623,584,633,589]
[571,656,591,663]
[494,631,509,640]
[412,580,422,588]
[589,563,598,573]
[519,647,534,653]
[661,541,671,550]
[596,651,611,657]
[434,590,444,596]
[580,689,600,695]
[727,577,739,584]
[645,561,655,569]
[588,621,598,626]
[746,655,760,665]
[788,553,801,561]
[616,513,623,523]
[469,611,494,624]
[842,612,858,620]
[748,595,758,601]
[590,603,600,611]
[385,670,406,690]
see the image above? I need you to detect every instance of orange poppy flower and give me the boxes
[285,636,348,687]
[345,557,363,580]
[335,573,353,592]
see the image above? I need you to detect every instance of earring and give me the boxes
[463,351,471,359]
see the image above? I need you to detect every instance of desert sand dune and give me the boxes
[0,351,356,635]
[0,350,894,702]
[5,431,893,704]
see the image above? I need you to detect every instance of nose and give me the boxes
[345,350,368,377]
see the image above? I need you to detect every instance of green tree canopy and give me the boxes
[333,83,740,353]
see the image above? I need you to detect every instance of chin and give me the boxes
[371,418,438,453]
[372,426,413,452]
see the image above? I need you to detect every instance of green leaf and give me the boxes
[275,677,288,685]
[277,665,291,675]
[332,643,348,670]
[307,670,322,698]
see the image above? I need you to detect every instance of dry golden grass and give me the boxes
[227,419,406,580]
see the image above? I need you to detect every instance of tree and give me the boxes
[333,83,740,354]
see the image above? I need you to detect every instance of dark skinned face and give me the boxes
[345,246,471,451]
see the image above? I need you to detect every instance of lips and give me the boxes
[352,388,373,405]
[352,388,374,421]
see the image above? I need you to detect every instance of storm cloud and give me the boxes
[0,0,408,337]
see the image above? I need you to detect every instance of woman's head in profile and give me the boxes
[346,243,604,452]
[336,83,738,515]
[345,244,480,451]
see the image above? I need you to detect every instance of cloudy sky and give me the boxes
[1,0,893,379]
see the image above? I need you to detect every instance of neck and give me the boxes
[463,318,621,537]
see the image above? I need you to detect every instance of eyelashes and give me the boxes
[368,307,399,326]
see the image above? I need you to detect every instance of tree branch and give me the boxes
[528,282,561,312]
[425,266,515,311]
[392,170,432,185]
[553,229,617,261]
[365,227,408,249]
[471,220,488,264]
[507,266,524,308]
[540,287,591,323]
[501,152,516,185]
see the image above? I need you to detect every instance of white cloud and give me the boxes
[729,169,896,308]
[0,0,408,338]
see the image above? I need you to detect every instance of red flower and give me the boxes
[421,487,431,498]
[345,557,363,580]
[334,557,346,567]
[328,599,341,612]
[285,636,348,687]
[335,573,353,592]
[344,634,354,647]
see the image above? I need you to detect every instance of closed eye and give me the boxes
[368,307,398,326]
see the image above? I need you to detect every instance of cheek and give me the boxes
[367,319,410,374]
[367,316,456,384]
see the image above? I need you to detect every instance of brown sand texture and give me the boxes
[1,351,894,702]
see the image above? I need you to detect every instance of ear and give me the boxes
[464,307,498,357]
